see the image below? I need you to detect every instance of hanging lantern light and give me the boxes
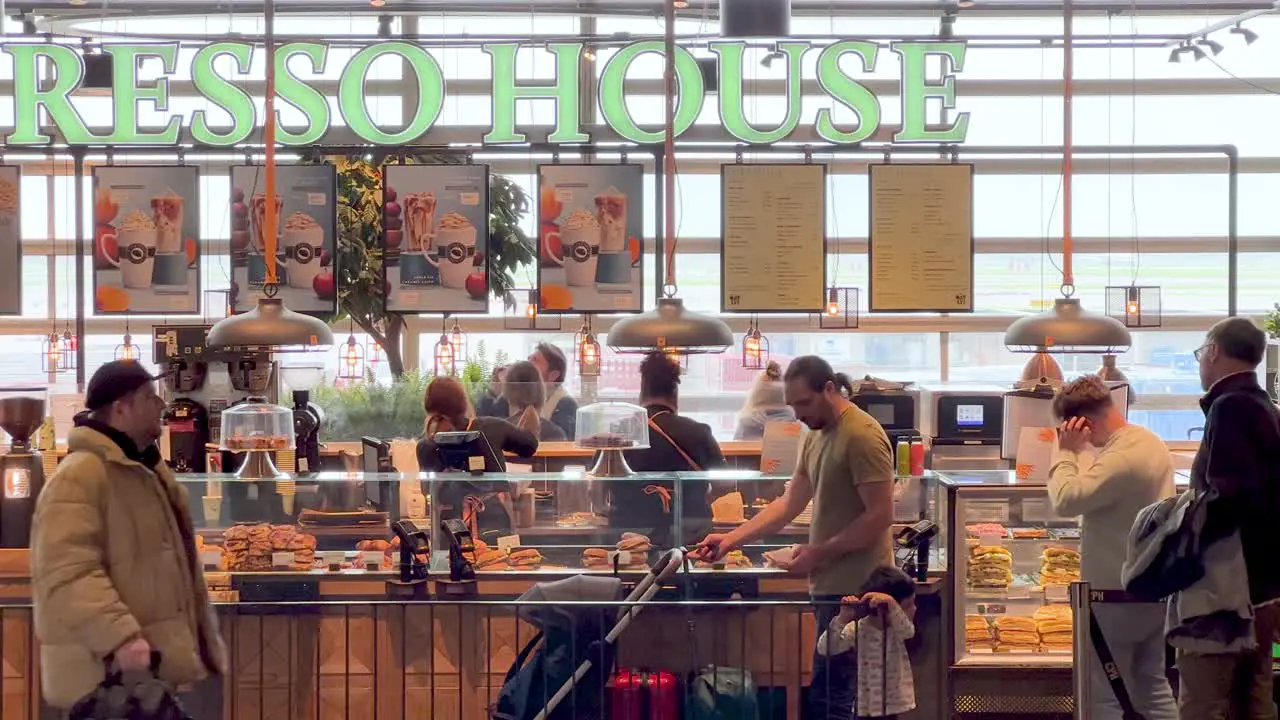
[575,317,602,377]
[42,333,64,374]
[367,339,383,368]
[1106,285,1162,329]
[434,333,456,376]
[337,334,365,382]
[448,318,467,362]
[742,317,769,370]
[61,330,78,371]
[114,333,139,362]
[826,288,840,317]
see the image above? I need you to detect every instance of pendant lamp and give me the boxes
[608,0,733,356]
[1003,1,1131,357]
[206,0,334,352]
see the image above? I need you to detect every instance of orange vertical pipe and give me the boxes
[263,0,278,286]
[662,0,676,289]
[1062,0,1073,288]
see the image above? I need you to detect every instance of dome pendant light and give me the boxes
[608,0,732,356]
[1003,1,1131,357]
[206,0,333,352]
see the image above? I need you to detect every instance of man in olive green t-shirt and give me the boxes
[694,356,895,719]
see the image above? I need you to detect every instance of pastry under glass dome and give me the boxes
[575,402,650,477]
[220,399,294,479]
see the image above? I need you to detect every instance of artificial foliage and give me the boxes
[300,149,535,377]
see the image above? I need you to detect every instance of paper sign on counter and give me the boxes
[1045,584,1070,603]
[497,535,521,551]
[322,551,346,568]
[271,552,295,568]
[361,551,384,568]
[200,550,223,568]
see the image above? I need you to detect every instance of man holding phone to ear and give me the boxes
[1047,375,1177,719]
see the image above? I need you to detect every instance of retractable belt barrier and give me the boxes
[1071,582,1153,720]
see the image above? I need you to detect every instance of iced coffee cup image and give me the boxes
[248,193,286,286]
[430,212,478,289]
[400,192,439,286]
[151,189,185,255]
[282,212,326,290]
[104,210,159,289]
[545,209,600,287]
[594,187,632,285]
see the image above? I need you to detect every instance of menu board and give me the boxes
[868,163,974,313]
[720,164,827,313]
[0,166,20,315]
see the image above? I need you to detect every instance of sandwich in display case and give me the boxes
[939,471,1081,667]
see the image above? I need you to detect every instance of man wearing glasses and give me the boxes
[1179,317,1280,718]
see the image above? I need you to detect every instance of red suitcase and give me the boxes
[612,669,680,720]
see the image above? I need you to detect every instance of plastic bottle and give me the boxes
[895,439,911,477]
[910,439,926,476]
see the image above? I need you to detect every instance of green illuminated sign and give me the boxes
[1,40,970,146]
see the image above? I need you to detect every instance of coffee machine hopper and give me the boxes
[0,388,47,548]
[280,363,326,476]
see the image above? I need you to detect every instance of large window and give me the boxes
[1,7,1269,445]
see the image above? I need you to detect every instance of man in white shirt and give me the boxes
[1047,375,1178,720]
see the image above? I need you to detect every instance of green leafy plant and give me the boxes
[312,369,432,442]
[300,150,535,377]
[1264,304,1280,339]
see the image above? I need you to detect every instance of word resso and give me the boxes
[2,40,970,146]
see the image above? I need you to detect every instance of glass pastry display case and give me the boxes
[938,471,1080,668]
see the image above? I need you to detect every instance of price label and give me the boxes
[460,192,480,206]
[307,192,327,206]
[468,455,485,472]
[271,552,295,568]
[609,550,632,566]
[978,535,1003,548]
[1021,498,1049,523]
[361,551,384,569]
[554,188,573,202]
[1006,585,1031,600]
[399,291,420,305]
[322,551,345,568]
[200,550,222,568]
[968,501,1009,524]
[497,535,521,551]
[110,189,131,204]
[976,603,1006,615]
[1045,585,1070,603]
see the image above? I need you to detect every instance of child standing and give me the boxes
[815,566,917,719]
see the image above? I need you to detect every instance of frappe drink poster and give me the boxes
[537,164,643,313]
[0,167,19,315]
[229,165,337,314]
[92,165,201,315]
[382,164,489,314]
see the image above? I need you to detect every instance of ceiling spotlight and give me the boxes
[1190,43,1209,61]
[760,50,784,68]
[673,0,689,7]
[369,0,387,7]
[68,0,88,5]
[957,0,977,6]
[939,12,956,39]
[22,17,36,34]
[1168,44,1186,63]
[583,46,597,62]
[377,14,392,38]
[1231,24,1259,45]
[1197,37,1224,56]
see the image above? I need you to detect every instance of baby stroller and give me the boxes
[493,548,686,720]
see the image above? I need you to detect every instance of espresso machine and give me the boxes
[0,389,47,547]
[280,364,325,476]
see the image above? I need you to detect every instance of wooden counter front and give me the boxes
[0,570,945,720]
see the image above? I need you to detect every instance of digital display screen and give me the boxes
[956,404,985,428]
[867,403,896,426]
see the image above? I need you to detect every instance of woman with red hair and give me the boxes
[416,376,538,542]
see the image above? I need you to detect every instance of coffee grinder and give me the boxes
[163,359,210,473]
[280,363,325,476]
[0,388,47,548]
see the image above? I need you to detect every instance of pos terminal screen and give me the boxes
[956,404,985,429]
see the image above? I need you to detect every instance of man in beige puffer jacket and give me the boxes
[31,361,227,708]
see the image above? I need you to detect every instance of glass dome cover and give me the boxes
[220,399,294,452]
[575,402,651,451]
